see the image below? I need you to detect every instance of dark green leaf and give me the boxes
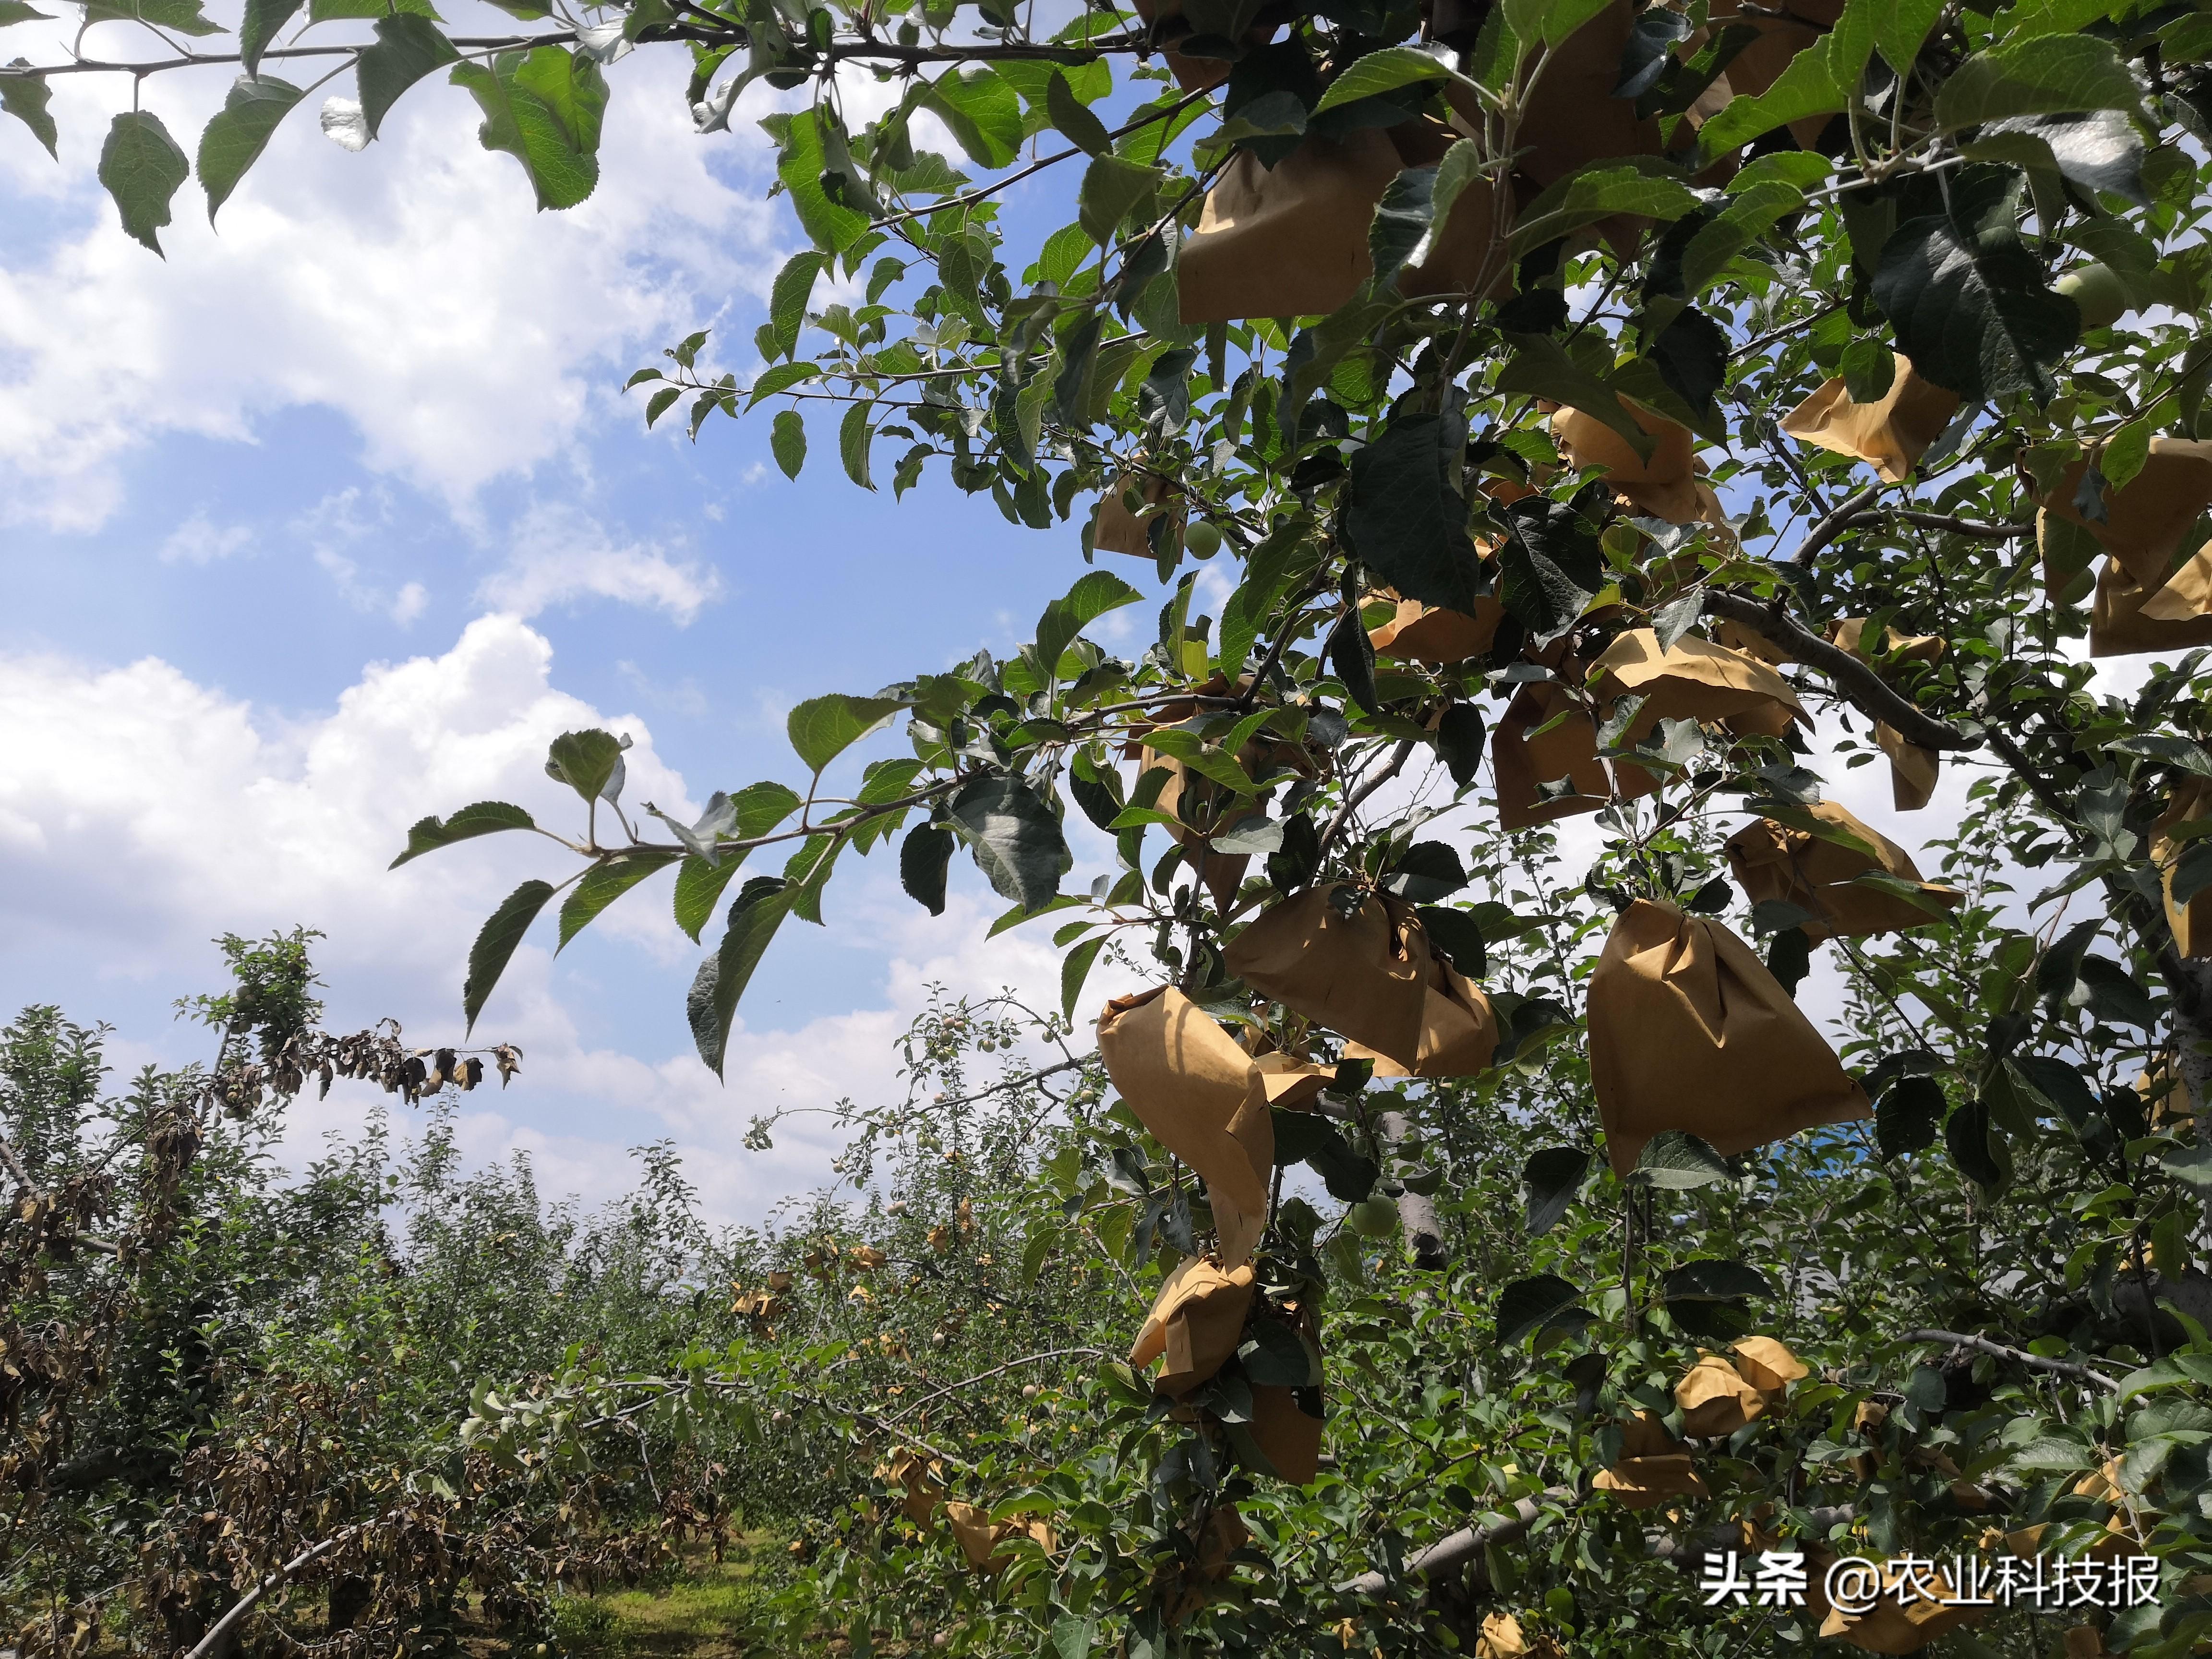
[771,409,806,478]
[1662,1258,1773,1300]
[0,73,57,159]
[788,694,904,774]
[1327,606,1379,713]
[545,729,624,802]
[98,110,189,254]
[949,774,1070,912]
[464,879,554,1032]
[1078,152,1162,245]
[1500,496,1603,645]
[390,800,536,868]
[82,0,221,31]
[1385,841,1467,902]
[1876,1074,1945,1158]
[1435,702,1486,788]
[1628,1130,1729,1189]
[1767,925,1812,996]
[2008,1055,2099,1126]
[926,65,1022,167]
[1045,68,1110,156]
[1239,1319,1321,1387]
[558,850,678,950]
[840,399,875,489]
[239,0,300,75]
[1061,934,1105,1020]
[1496,1273,1584,1344]
[451,46,606,210]
[1935,34,2142,130]
[1948,1097,2004,1188]
[673,853,747,943]
[198,74,304,221]
[1509,157,1702,253]
[1034,569,1142,678]
[900,822,955,915]
[1418,905,1485,977]
[1646,303,1728,419]
[1311,44,1456,111]
[689,879,794,1077]
[768,249,825,361]
[1345,414,1484,616]
[1369,163,1438,290]
[1522,1146,1587,1234]
[358,14,458,141]
[1274,1110,1378,1202]
[2077,956,2155,1027]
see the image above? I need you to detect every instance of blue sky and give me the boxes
[0,22,1170,1220]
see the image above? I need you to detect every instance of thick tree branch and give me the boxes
[1376,1109,1446,1271]
[184,1525,365,1659]
[1898,1329,2122,1392]
[1338,1488,1576,1597]
[1701,590,1979,752]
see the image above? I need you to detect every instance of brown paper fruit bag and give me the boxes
[1552,399,1704,525]
[1342,956,1499,1078]
[2041,438,2212,590]
[1818,1560,1985,1652]
[2157,778,2212,957]
[1139,747,1248,912]
[2092,550,2212,657]
[1712,618,1792,665]
[885,1450,946,1526]
[1731,1335,1808,1399]
[1253,1050,1334,1109]
[1248,1382,1323,1484]
[1098,986,1274,1263]
[1366,590,1505,663]
[1593,1411,1707,1509]
[1587,899,1871,1175]
[1676,1352,1767,1437]
[1505,0,1664,191]
[1095,471,1183,559]
[1492,680,1662,831]
[1129,1255,1256,1395]
[1875,721,1940,813]
[1474,1613,1566,1659]
[1829,617,1946,663]
[1724,801,1961,941]
[1591,628,1804,738]
[1223,885,1431,1065]
[1704,0,1847,148]
[1780,356,1960,483]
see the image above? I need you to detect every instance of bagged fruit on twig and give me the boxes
[1724,801,1961,941]
[1252,1050,1334,1109]
[1875,721,1940,813]
[1589,629,1803,738]
[1492,680,1662,831]
[1552,399,1706,525]
[1818,1559,1984,1651]
[1587,900,1870,1174]
[1247,1380,1324,1484]
[2156,778,2212,958]
[1593,1411,1706,1508]
[1731,1335,1808,1399]
[1780,356,1960,482]
[1829,617,1946,663]
[883,1450,945,1526]
[1341,955,1498,1078]
[1223,885,1431,1066]
[1095,470,1183,559]
[1676,1352,1766,1437]
[1128,1254,1256,1395]
[1097,986,1275,1263]
[1138,744,1249,912]
[2041,438,2212,590]
[2090,546,2212,658]
[1366,589,1506,663]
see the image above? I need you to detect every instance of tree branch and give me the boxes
[185,1525,365,1659]
[1338,1488,1576,1597]
[1701,590,1979,752]
[1315,738,1420,869]
[1898,1329,2122,1392]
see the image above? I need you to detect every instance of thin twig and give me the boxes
[880,1346,1110,1425]
[1899,1330,2122,1393]
[1314,738,1420,869]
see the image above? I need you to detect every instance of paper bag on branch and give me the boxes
[1253,1050,1334,1109]
[2041,438,2212,590]
[1587,899,1871,1175]
[1552,400,1705,525]
[1223,885,1431,1065]
[2091,549,2212,658]
[1780,356,1960,483]
[1341,956,1499,1078]
[1248,1382,1324,1484]
[1129,0,1268,90]
[1724,801,1961,941]
[1502,0,1664,191]
[884,1450,945,1526]
[1731,1335,1808,1399]
[1166,1504,1251,1626]
[1366,589,1506,663]
[2156,778,2212,958]
[1676,1352,1766,1437]
[1492,680,1662,831]
[1819,1561,1985,1652]
[1590,628,1804,739]
[1712,619,1791,664]
[1475,1613,1566,1659]
[1593,1411,1706,1509]
[1830,618,1946,663]
[1875,721,1940,813]
[1139,746,1248,912]
[1178,124,1503,325]
[1129,1254,1256,1395]
[1095,471,1184,559]
[1098,986,1274,1263]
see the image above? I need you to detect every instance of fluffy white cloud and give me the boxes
[158,512,254,565]
[478,501,722,623]
[0,18,791,529]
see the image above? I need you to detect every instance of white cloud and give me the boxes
[158,512,253,565]
[0,26,791,529]
[478,501,721,623]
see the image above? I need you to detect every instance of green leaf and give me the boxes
[390,800,537,868]
[1078,152,1162,245]
[464,879,555,1032]
[673,853,746,943]
[1345,413,1485,616]
[1370,163,1438,290]
[98,110,189,254]
[775,107,869,254]
[356,13,457,141]
[1627,1130,1729,1189]
[688,879,795,1076]
[1045,68,1109,156]
[558,849,679,950]
[1936,35,2142,132]
[1034,568,1142,677]
[1508,158,1701,254]
[768,249,824,361]
[1693,18,1855,158]
[1522,1146,1587,1234]
[1496,1273,1585,1344]
[1060,935,1105,1020]
[1274,1110,1379,1201]
[198,74,304,221]
[1869,164,2077,405]
[926,65,1022,167]
[1876,1074,1945,1158]
[839,399,875,489]
[1499,497,1604,646]
[450,45,605,209]
[900,822,954,915]
[309,0,437,16]
[1240,1319,1321,1388]
[1661,1258,1772,1300]
[2,75,60,160]
[1385,841,1468,902]
[788,694,904,775]
[545,729,625,802]
[1419,903,1485,977]
[238,0,300,75]
[83,0,222,32]
[745,361,818,410]
[948,774,1070,912]
[0,2,54,20]
[771,409,806,478]
[1311,45,1457,112]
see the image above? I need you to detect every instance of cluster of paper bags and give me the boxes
[1594,1336,1807,1507]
